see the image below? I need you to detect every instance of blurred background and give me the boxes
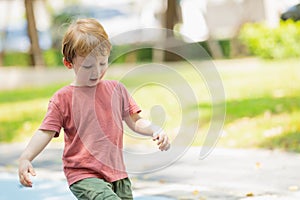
[1,0,300,67]
[2,1,300,199]
[1,0,300,153]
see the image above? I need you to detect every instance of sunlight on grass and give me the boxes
[0,99,48,142]
[1,59,300,153]
[0,82,66,104]
[124,83,182,149]
[0,99,48,121]
[219,111,300,151]
[258,112,300,152]
[214,59,300,151]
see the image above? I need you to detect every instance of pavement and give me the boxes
[0,58,262,90]
[1,142,300,200]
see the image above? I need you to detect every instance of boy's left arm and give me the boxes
[124,113,170,151]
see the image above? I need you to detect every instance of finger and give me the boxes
[152,134,159,141]
[160,142,170,151]
[23,173,33,187]
[29,166,36,176]
[23,169,34,186]
[162,136,169,146]
[20,174,32,187]
[159,138,170,151]
[157,135,165,145]
[165,143,171,151]
[21,179,32,187]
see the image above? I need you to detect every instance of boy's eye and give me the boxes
[100,62,106,66]
[82,65,92,69]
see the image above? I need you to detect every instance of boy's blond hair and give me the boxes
[62,18,111,63]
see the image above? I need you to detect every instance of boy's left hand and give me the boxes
[153,130,170,151]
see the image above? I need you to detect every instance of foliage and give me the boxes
[218,39,231,58]
[238,20,300,59]
[2,46,152,67]
[43,48,63,67]
[110,46,153,64]
[3,52,31,66]
[2,49,63,67]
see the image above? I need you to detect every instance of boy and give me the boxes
[18,18,170,199]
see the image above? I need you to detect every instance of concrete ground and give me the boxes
[1,143,300,200]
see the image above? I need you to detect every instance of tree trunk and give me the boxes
[163,0,181,62]
[0,30,4,66]
[207,39,223,59]
[0,1,12,66]
[24,0,44,67]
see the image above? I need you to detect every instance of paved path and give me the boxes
[0,58,260,90]
[0,64,130,90]
[1,143,300,200]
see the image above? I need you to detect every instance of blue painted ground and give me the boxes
[0,173,175,200]
[0,174,74,200]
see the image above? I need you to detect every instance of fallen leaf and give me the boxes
[192,190,199,195]
[288,185,299,191]
[246,192,254,197]
[255,162,261,169]
[159,179,165,184]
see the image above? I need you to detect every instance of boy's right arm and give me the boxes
[18,129,55,187]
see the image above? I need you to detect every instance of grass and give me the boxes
[0,83,66,142]
[0,82,67,103]
[1,59,300,153]
[211,59,300,151]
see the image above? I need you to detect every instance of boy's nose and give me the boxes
[90,69,99,79]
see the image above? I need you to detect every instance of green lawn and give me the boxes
[1,59,300,152]
[214,59,300,151]
[0,83,66,142]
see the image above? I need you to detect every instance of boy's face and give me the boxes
[72,54,109,86]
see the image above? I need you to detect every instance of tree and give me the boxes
[24,0,45,67]
[0,1,12,66]
[163,0,181,61]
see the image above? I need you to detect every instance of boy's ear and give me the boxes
[63,57,73,69]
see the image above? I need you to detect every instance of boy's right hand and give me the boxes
[153,130,170,151]
[18,159,36,187]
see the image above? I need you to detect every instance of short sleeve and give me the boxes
[118,82,141,118]
[39,100,63,137]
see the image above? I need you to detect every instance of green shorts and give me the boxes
[69,177,133,200]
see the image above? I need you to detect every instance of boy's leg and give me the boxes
[70,178,121,200]
[112,177,133,200]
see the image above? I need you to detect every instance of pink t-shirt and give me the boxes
[39,80,141,186]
